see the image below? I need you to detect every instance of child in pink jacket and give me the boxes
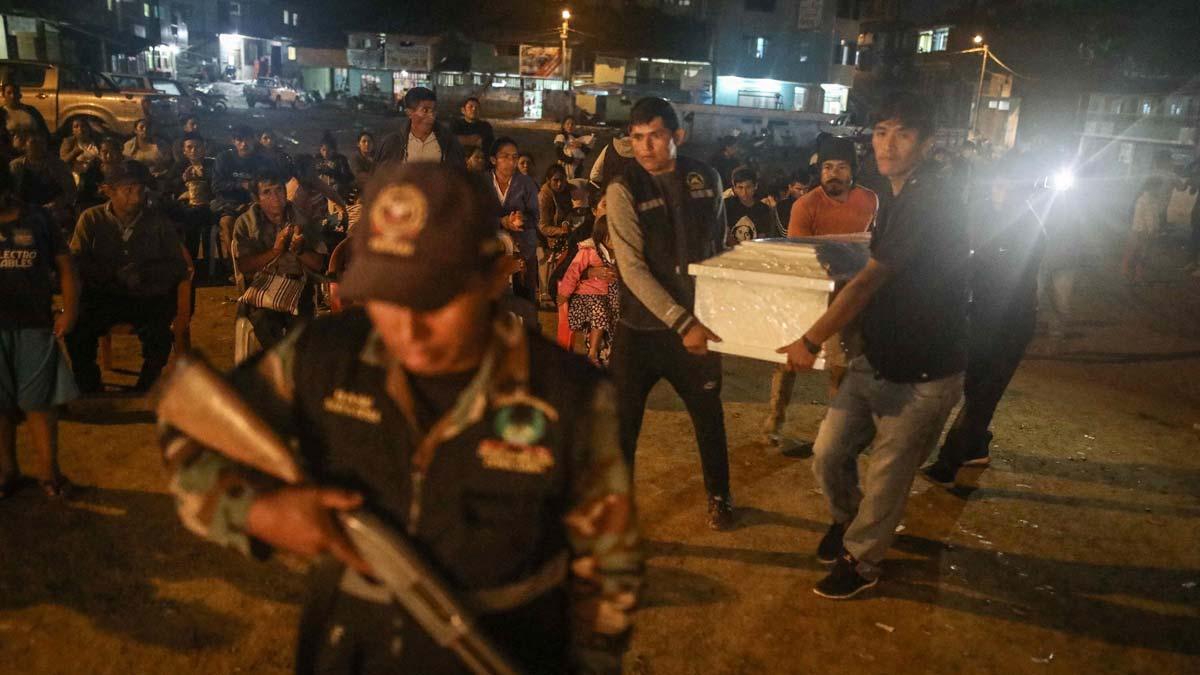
[556,216,619,365]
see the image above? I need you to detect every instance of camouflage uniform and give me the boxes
[164,311,640,674]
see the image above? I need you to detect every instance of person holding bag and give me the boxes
[232,170,327,349]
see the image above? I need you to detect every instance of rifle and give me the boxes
[155,353,522,675]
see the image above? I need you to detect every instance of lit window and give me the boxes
[988,100,999,109]
[793,86,808,111]
[932,27,950,51]
[293,13,299,26]
[144,3,151,17]
[998,100,1011,111]
[917,30,932,53]
[288,46,297,61]
[107,0,113,10]
[1141,100,1152,115]
[749,37,769,60]
[1169,100,1185,116]
[283,10,289,23]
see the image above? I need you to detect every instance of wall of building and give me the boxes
[711,0,836,86]
[676,101,833,144]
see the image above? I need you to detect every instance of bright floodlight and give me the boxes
[562,9,571,20]
[1051,168,1075,191]
[973,34,984,44]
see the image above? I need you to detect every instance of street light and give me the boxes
[560,8,571,90]
[971,36,989,138]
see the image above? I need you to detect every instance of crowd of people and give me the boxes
[4,73,1194,674]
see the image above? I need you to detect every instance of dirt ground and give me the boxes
[2,110,1199,673]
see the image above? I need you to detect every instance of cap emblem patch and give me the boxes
[368,184,428,256]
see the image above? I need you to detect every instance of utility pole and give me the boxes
[560,9,571,91]
[970,34,988,140]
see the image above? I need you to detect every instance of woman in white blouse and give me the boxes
[122,118,170,178]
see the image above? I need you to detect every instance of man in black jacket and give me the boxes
[607,97,734,530]
[921,159,1046,485]
[376,87,465,167]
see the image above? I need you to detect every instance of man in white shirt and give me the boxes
[375,88,465,167]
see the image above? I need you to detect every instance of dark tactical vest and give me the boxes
[290,311,602,672]
[616,155,725,331]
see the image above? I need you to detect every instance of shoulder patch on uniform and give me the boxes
[686,172,707,190]
[13,229,33,247]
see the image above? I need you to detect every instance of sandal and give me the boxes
[39,475,75,499]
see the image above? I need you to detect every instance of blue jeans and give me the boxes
[811,355,962,579]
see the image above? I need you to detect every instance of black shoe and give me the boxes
[813,553,878,599]
[816,522,846,564]
[707,494,735,531]
[781,440,814,459]
[919,462,957,489]
[961,453,991,467]
[962,431,993,466]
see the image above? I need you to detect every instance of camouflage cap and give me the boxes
[339,162,505,310]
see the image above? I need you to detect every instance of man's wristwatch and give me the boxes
[801,335,822,355]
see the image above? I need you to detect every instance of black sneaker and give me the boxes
[919,462,956,489]
[816,522,846,564]
[781,440,815,459]
[707,494,735,531]
[813,553,878,600]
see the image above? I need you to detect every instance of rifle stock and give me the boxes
[155,353,522,675]
[155,353,304,484]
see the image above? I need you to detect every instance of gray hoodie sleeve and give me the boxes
[607,181,696,334]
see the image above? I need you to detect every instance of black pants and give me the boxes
[247,306,306,351]
[511,251,539,304]
[66,291,175,393]
[934,309,1035,469]
[610,324,730,498]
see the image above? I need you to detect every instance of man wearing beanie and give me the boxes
[163,163,640,674]
[787,136,878,238]
[762,136,878,451]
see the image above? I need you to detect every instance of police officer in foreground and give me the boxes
[163,163,641,673]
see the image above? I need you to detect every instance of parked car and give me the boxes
[148,77,198,117]
[0,60,162,136]
[193,83,229,113]
[244,77,306,108]
[104,72,183,122]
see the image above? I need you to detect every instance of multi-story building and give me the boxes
[708,0,861,113]
[1,0,157,73]
[1079,80,1200,175]
[853,0,1021,149]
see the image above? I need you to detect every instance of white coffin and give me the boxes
[688,237,868,366]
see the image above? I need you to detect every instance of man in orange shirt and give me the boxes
[787,138,878,238]
[763,137,877,453]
